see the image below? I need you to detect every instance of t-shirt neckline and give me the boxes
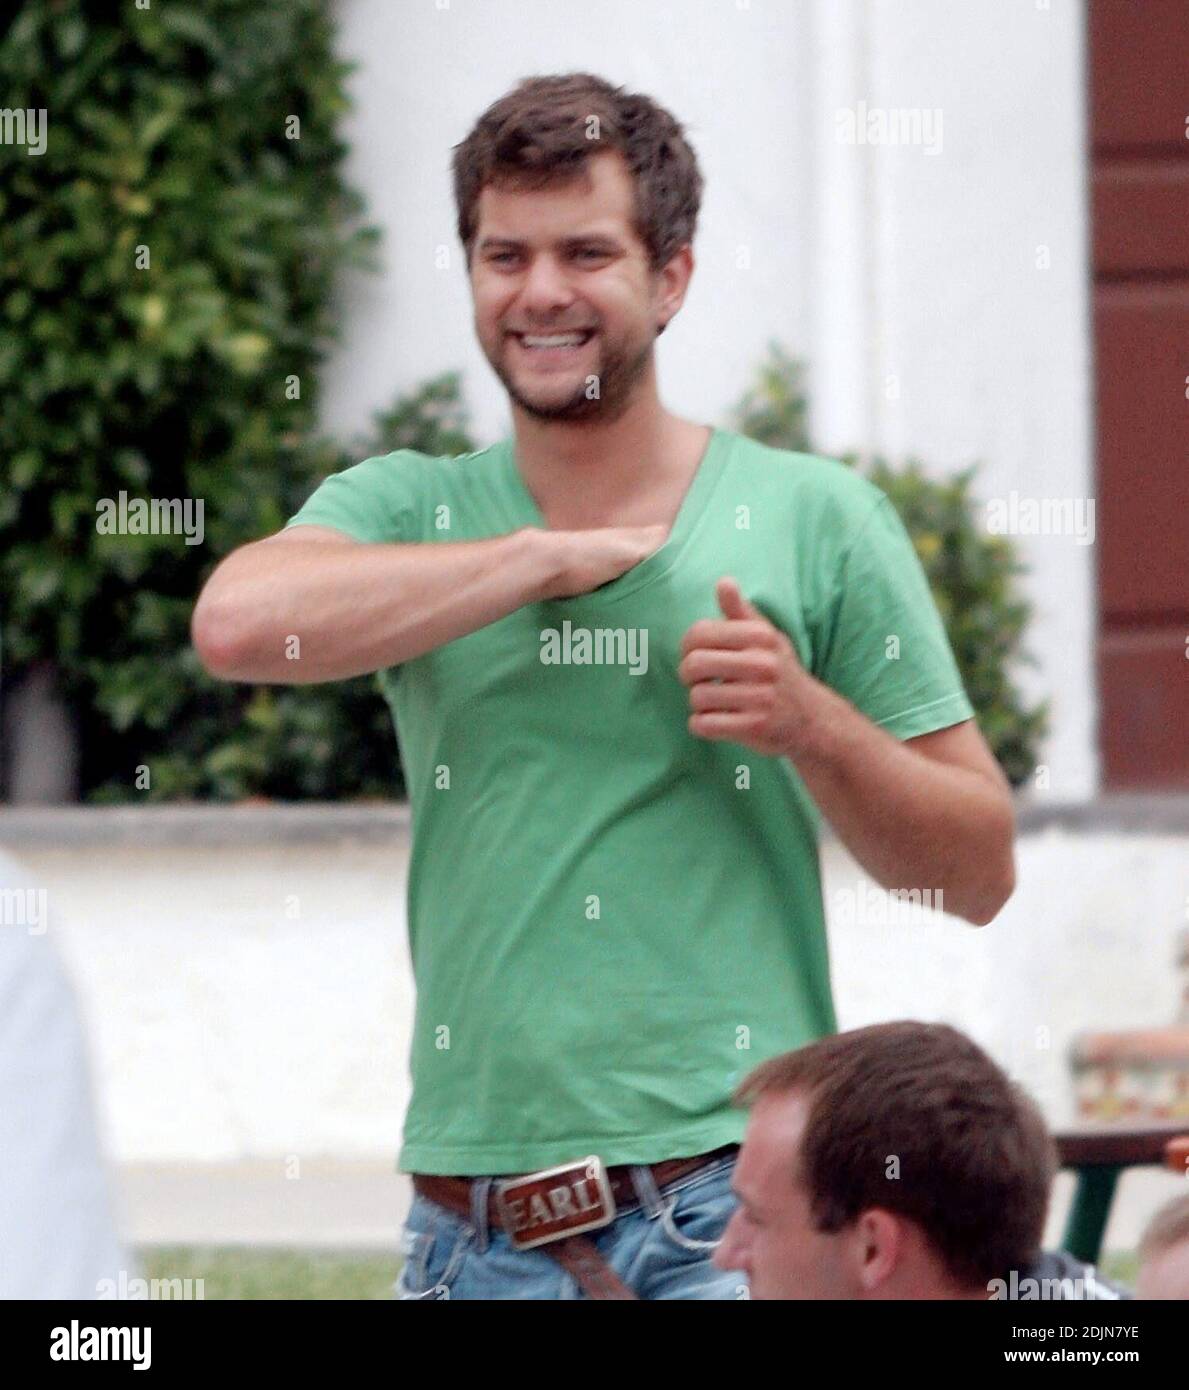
[498,425,729,603]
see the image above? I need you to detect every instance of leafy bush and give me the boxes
[0,0,403,800]
[730,342,1048,786]
[729,341,813,453]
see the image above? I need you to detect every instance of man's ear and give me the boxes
[852,1209,902,1293]
[653,244,694,335]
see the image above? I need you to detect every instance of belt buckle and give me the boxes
[494,1155,617,1251]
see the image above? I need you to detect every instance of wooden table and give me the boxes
[1054,1124,1189,1262]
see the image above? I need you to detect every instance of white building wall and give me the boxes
[804,0,1097,798]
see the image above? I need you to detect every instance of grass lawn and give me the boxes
[1100,1252,1137,1288]
[139,1247,400,1300]
[138,1246,1138,1300]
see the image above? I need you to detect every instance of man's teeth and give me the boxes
[520,332,591,348]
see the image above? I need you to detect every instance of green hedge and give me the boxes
[0,1,405,799]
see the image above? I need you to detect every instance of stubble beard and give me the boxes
[493,328,656,425]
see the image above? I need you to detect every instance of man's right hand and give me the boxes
[531,524,669,601]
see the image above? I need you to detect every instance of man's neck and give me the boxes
[872,1263,991,1300]
[509,398,710,531]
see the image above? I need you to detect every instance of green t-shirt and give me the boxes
[285,426,974,1174]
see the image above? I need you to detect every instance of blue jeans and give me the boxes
[395,1149,747,1300]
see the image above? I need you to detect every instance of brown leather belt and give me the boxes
[412,1143,739,1300]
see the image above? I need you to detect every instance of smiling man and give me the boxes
[191,72,1015,1300]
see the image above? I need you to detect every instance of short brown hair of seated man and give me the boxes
[714,1020,1122,1300]
[1136,1194,1189,1299]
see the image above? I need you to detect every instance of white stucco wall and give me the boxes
[40,842,414,1163]
[321,0,1096,794]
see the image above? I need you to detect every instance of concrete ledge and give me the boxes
[1011,794,1189,836]
[1,793,1187,848]
[117,1161,410,1250]
[0,802,412,848]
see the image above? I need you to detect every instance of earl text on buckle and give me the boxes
[493,1155,617,1251]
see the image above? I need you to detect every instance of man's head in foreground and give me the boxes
[1136,1194,1189,1299]
[451,72,703,426]
[715,1021,1057,1299]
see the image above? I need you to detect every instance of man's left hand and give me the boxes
[679,578,821,759]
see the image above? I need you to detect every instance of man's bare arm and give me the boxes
[191,522,666,684]
[791,704,1016,926]
[680,580,1016,927]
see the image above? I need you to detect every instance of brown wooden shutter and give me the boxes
[1089,0,1189,786]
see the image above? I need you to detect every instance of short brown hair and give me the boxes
[735,1021,1057,1290]
[1139,1193,1189,1263]
[451,72,703,274]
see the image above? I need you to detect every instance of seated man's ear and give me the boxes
[851,1209,904,1294]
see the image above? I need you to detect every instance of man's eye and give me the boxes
[487,249,606,266]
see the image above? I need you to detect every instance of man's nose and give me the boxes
[520,253,575,315]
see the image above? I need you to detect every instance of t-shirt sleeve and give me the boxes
[282,451,424,544]
[808,494,975,739]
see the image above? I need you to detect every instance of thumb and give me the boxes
[717,576,760,622]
